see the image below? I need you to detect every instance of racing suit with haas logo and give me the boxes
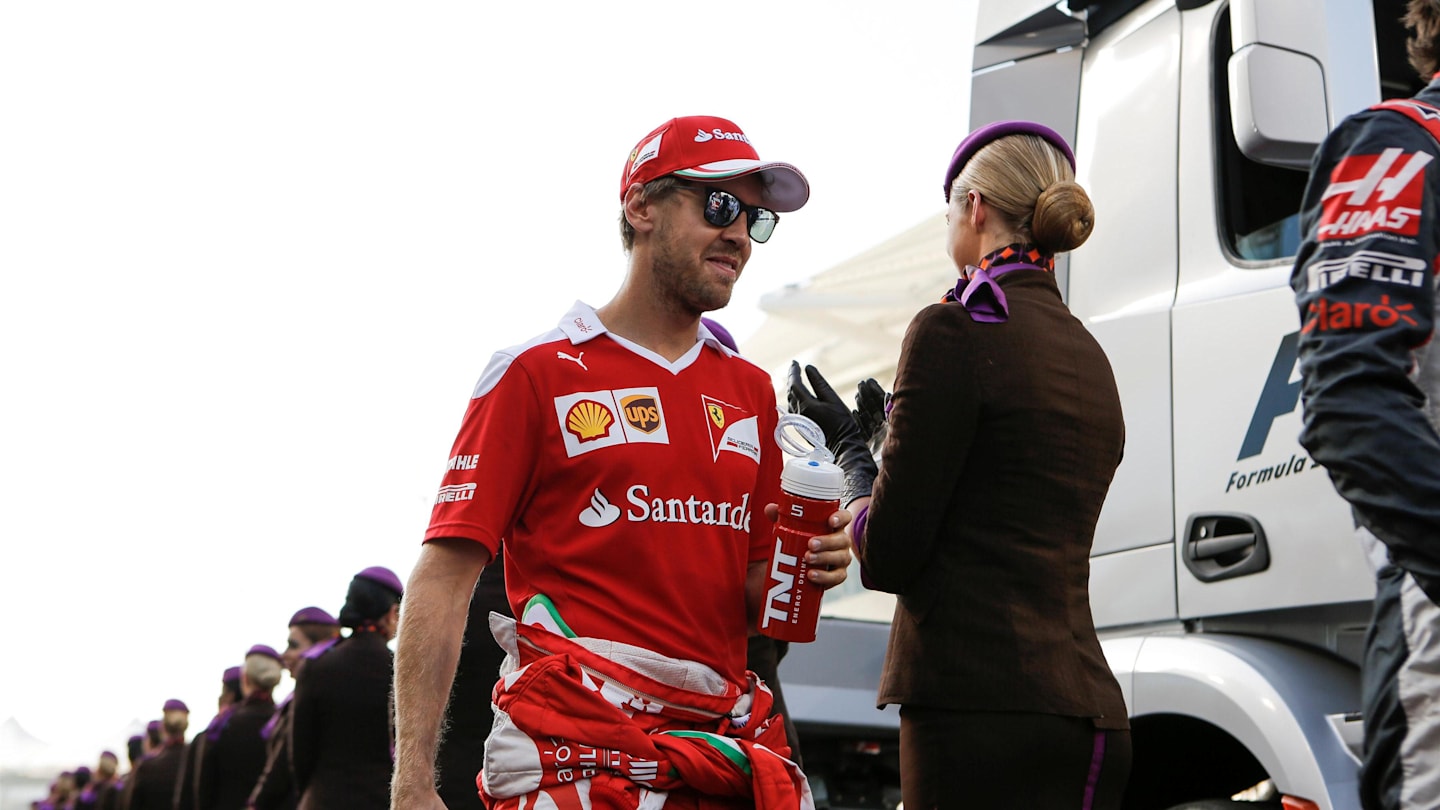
[1292,76,1440,810]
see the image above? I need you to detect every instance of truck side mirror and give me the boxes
[1228,45,1328,169]
[1227,0,1381,170]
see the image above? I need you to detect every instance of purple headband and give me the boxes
[700,317,738,352]
[355,566,404,597]
[246,644,282,662]
[943,120,1077,202]
[289,606,338,627]
[162,699,188,713]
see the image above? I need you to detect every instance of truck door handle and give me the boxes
[1181,513,1270,582]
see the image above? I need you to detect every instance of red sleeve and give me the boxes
[424,351,542,557]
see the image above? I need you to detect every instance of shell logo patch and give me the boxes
[565,400,614,442]
[554,387,669,458]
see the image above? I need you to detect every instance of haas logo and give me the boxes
[1317,148,1429,240]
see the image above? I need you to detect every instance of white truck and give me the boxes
[756,1,1424,808]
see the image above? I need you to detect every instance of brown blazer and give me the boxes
[290,630,395,810]
[860,269,1128,729]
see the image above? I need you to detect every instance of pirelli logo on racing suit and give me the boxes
[1304,250,1428,291]
[554,388,669,458]
[1317,148,1431,241]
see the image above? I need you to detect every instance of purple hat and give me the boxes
[700,317,738,352]
[162,699,188,713]
[355,566,404,597]
[289,606,338,627]
[943,120,1077,202]
[246,644,282,662]
[223,666,242,684]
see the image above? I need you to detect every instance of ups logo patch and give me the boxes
[621,394,662,434]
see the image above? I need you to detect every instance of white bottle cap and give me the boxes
[781,455,845,501]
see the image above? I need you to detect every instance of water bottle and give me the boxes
[760,416,844,642]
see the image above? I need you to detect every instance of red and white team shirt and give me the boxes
[426,301,783,686]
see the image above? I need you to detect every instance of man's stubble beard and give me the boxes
[651,222,738,316]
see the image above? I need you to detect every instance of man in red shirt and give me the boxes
[391,115,853,810]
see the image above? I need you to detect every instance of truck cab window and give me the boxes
[1212,7,1308,263]
[1213,1,1423,264]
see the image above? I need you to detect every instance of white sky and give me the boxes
[0,1,975,765]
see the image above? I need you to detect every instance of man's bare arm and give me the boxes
[390,538,490,810]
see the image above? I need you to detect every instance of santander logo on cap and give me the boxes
[619,114,811,213]
[693,127,750,145]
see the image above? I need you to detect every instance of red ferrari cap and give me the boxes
[620,115,809,212]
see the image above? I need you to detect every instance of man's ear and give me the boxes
[622,182,658,237]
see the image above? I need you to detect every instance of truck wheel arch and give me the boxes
[1105,633,1362,810]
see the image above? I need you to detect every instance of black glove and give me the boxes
[852,377,891,456]
[786,361,878,507]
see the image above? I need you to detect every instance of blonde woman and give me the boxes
[790,121,1130,809]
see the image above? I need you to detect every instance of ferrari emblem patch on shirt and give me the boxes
[701,395,760,464]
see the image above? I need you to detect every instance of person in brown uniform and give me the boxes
[119,700,190,810]
[789,120,1131,809]
[249,607,341,810]
[290,568,401,810]
[195,645,281,810]
[177,666,244,810]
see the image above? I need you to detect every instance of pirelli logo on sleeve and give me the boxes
[553,388,669,458]
[1318,148,1431,241]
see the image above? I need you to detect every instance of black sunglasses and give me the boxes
[673,183,779,243]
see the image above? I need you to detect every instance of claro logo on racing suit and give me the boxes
[575,485,751,532]
[1317,148,1430,240]
[1301,294,1419,334]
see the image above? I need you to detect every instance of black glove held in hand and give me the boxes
[786,361,878,507]
[852,377,891,456]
